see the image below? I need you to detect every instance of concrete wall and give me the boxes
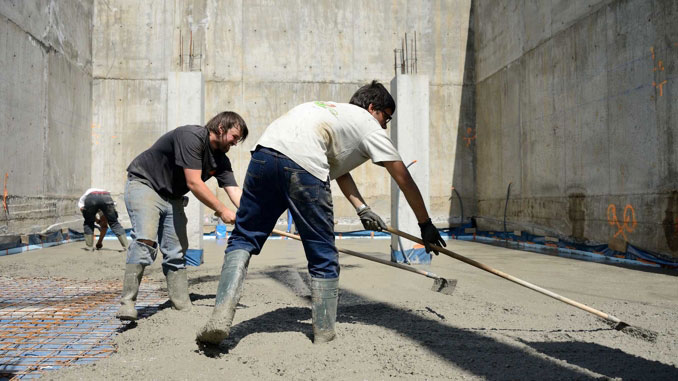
[474,0,678,258]
[91,0,475,229]
[0,0,93,234]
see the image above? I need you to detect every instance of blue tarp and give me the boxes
[2,224,677,270]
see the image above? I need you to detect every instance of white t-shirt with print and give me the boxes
[254,102,401,181]
[77,188,108,210]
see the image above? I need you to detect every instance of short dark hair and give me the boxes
[349,80,396,112]
[205,111,248,142]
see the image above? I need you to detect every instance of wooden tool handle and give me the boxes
[386,226,621,324]
[272,229,440,280]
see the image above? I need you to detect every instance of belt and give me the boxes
[257,146,288,158]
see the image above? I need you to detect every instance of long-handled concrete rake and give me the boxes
[272,229,457,295]
[386,226,658,342]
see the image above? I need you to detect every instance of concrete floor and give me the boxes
[2,236,678,379]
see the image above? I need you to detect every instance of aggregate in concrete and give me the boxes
[1,237,676,379]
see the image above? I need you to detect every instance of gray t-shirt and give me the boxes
[255,102,402,181]
[127,125,237,198]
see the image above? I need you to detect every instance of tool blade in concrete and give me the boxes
[432,278,457,295]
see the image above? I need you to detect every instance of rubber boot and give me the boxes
[311,277,339,344]
[117,234,129,251]
[84,234,94,251]
[166,268,192,311]
[116,264,145,320]
[196,250,250,345]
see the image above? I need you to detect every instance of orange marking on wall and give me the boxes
[2,173,8,212]
[463,127,476,147]
[653,60,664,71]
[651,45,668,96]
[606,203,637,241]
[653,80,667,96]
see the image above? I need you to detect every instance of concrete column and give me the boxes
[389,74,430,264]
[168,72,205,265]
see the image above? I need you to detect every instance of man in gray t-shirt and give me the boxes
[116,111,248,322]
[197,81,445,345]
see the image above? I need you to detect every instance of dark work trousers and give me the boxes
[81,192,126,238]
[227,147,339,279]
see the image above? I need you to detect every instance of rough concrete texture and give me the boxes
[474,0,678,257]
[90,0,475,226]
[0,0,92,234]
[168,72,205,250]
[1,238,677,379]
[390,74,431,254]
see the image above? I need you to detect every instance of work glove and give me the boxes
[419,218,446,255]
[357,206,387,231]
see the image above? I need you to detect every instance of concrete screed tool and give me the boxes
[386,226,658,342]
[272,229,457,296]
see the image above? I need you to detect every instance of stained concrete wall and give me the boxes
[0,0,93,234]
[91,0,475,229]
[474,0,678,258]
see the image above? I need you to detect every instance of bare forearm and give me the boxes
[336,173,366,208]
[97,226,107,245]
[398,179,429,222]
[188,180,228,213]
[384,161,429,223]
[224,186,242,209]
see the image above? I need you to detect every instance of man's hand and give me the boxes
[418,218,446,255]
[216,208,236,224]
[357,206,387,231]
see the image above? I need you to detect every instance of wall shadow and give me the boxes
[193,266,678,379]
[449,0,477,227]
[522,340,678,379]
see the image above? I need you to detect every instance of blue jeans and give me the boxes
[227,147,338,279]
[124,178,188,272]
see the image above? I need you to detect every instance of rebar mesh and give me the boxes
[0,277,166,379]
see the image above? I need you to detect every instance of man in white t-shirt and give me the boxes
[197,81,445,345]
[78,188,128,251]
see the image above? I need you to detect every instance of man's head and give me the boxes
[349,80,396,129]
[206,111,249,152]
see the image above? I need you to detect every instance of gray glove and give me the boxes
[357,206,387,231]
[418,218,446,255]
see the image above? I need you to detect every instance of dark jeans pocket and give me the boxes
[243,157,267,193]
[286,168,319,202]
[246,157,266,179]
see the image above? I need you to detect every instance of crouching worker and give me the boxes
[196,81,445,345]
[116,112,248,321]
[78,188,128,251]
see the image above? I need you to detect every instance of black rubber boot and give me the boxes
[196,250,250,345]
[166,268,192,311]
[311,277,339,344]
[116,264,145,320]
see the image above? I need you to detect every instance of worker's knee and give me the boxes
[127,238,158,266]
[137,239,157,248]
